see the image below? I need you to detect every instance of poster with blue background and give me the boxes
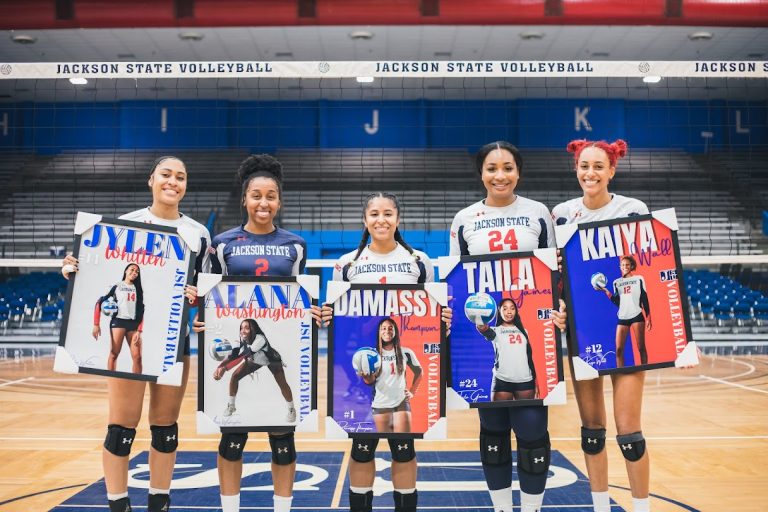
[556,209,698,380]
[325,282,447,439]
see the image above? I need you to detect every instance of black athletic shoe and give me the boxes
[393,489,418,512]
[108,497,132,512]
[148,493,171,512]
[349,489,373,512]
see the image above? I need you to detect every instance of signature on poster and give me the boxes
[457,389,489,402]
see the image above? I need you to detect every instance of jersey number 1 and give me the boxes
[488,229,518,252]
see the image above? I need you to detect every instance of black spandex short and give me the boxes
[493,377,535,393]
[617,312,645,327]
[110,317,141,331]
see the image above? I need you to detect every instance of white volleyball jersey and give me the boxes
[612,275,648,320]
[551,194,649,226]
[372,347,422,408]
[113,282,138,320]
[483,325,533,383]
[449,196,556,256]
[333,243,433,284]
[120,207,212,276]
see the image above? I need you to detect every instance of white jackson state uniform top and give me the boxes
[484,325,533,383]
[551,194,649,226]
[333,244,433,284]
[612,275,647,320]
[372,347,422,408]
[119,207,212,275]
[113,282,138,320]
[450,196,556,256]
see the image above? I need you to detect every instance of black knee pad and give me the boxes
[147,493,170,512]
[218,432,248,461]
[104,424,137,457]
[617,431,646,462]
[351,437,379,463]
[349,489,373,512]
[393,489,418,512]
[269,432,297,465]
[150,423,178,453]
[581,426,606,455]
[516,433,551,475]
[388,437,416,463]
[480,428,512,466]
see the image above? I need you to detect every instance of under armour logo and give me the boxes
[621,444,632,450]
[357,444,370,452]
[398,444,408,451]
[534,457,545,463]
[166,435,176,441]
[122,438,132,444]
[487,445,498,452]
[278,447,288,454]
[586,438,597,444]
[230,442,241,449]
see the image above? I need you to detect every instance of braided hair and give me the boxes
[346,192,420,270]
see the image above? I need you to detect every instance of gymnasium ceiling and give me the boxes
[1,2,766,101]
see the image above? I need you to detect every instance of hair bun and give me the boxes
[237,154,284,186]
[611,139,628,159]
[566,140,589,154]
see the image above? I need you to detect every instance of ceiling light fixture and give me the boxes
[178,31,204,41]
[688,31,713,41]
[69,78,88,85]
[349,30,374,40]
[11,34,37,44]
[643,76,662,84]
[519,31,544,41]
[356,76,374,83]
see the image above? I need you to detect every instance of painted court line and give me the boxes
[0,376,34,387]
[698,374,768,394]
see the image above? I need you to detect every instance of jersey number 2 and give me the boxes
[488,229,519,252]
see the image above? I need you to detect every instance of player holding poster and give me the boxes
[448,141,567,512]
[553,138,698,512]
[59,155,209,512]
[321,192,450,512]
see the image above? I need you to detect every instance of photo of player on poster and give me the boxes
[357,317,423,433]
[93,263,146,373]
[212,318,296,421]
[477,298,539,401]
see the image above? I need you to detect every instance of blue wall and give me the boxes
[1,99,765,152]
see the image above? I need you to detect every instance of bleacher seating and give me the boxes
[0,148,764,257]
[685,268,768,333]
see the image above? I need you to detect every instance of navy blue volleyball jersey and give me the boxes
[210,226,307,277]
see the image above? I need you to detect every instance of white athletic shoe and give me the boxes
[223,403,236,417]
[286,404,297,423]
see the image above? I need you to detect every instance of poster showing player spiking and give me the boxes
[196,274,319,433]
[55,212,198,385]
[325,283,447,440]
[439,250,566,408]
[556,208,699,380]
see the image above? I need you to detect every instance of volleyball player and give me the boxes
[552,139,651,512]
[62,156,211,512]
[477,298,538,401]
[321,192,452,512]
[360,317,423,433]
[213,318,296,419]
[93,263,145,373]
[597,255,651,367]
[206,154,322,512]
[449,141,567,512]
